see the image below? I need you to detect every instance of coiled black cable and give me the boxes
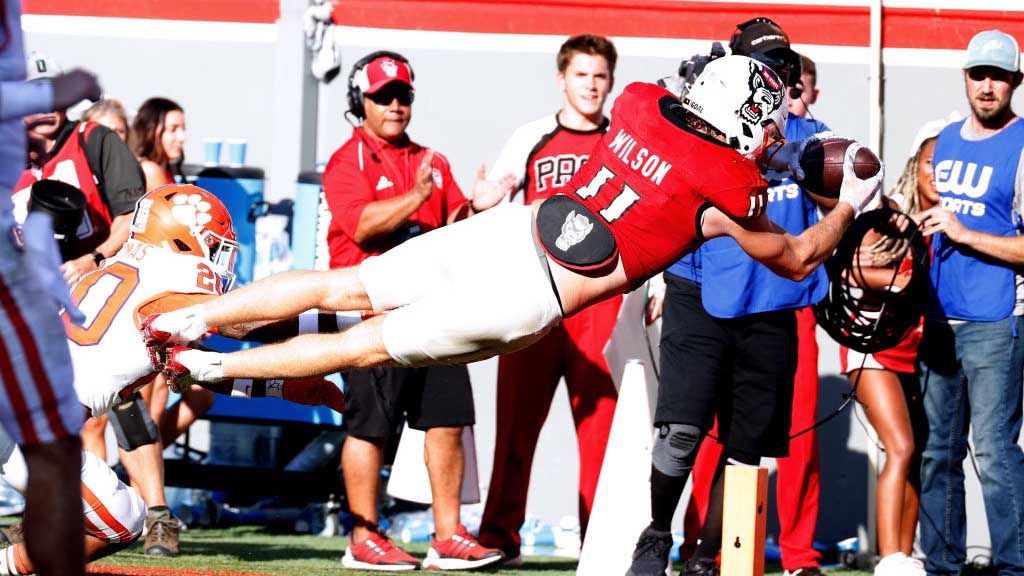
[813,206,930,354]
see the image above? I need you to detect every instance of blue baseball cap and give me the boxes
[964,30,1020,72]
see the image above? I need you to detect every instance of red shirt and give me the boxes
[15,121,113,254]
[560,82,768,287]
[322,128,467,268]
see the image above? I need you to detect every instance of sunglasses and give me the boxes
[967,66,1014,83]
[367,85,415,106]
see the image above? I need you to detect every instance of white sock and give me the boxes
[178,349,225,381]
[154,306,209,342]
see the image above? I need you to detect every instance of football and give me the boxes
[799,138,881,209]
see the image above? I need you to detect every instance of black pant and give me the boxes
[655,274,797,457]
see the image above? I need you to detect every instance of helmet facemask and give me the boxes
[201,229,239,292]
[682,56,788,161]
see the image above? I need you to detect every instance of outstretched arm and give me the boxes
[702,141,883,281]
[701,203,855,281]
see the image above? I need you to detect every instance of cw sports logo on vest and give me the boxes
[935,159,993,217]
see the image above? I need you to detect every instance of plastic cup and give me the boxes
[227,138,248,167]
[203,137,223,166]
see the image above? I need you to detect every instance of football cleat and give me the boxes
[162,345,194,391]
[141,314,172,370]
[626,525,673,576]
[281,378,346,413]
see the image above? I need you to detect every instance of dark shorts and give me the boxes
[342,365,475,439]
[655,274,797,457]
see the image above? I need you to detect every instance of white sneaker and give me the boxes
[903,555,926,576]
[874,552,909,576]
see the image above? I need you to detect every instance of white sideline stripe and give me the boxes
[22,15,278,43]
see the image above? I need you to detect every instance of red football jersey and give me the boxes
[560,82,768,286]
[488,114,607,204]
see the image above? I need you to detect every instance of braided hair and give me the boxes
[864,136,935,267]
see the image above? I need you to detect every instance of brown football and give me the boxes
[799,138,881,209]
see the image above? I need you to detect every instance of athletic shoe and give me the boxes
[0,523,23,545]
[145,513,181,557]
[342,530,419,571]
[784,567,825,576]
[682,557,720,576]
[626,525,673,576]
[874,552,911,576]
[903,556,926,576]
[422,525,504,570]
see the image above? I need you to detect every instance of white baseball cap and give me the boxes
[25,51,62,81]
[909,111,963,157]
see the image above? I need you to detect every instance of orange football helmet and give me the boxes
[130,184,239,289]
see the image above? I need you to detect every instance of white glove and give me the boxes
[176,349,225,382]
[762,137,813,181]
[837,143,884,215]
[151,306,210,344]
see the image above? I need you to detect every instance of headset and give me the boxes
[346,50,415,121]
[729,17,803,99]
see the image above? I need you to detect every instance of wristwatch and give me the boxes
[91,250,105,266]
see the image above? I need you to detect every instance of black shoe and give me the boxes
[625,525,673,576]
[681,557,719,576]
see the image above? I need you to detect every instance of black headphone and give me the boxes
[729,17,803,96]
[346,50,415,120]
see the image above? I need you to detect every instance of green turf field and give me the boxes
[89,526,873,575]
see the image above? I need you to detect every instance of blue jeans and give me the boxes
[918,317,1024,575]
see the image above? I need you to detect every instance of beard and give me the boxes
[969,94,1012,126]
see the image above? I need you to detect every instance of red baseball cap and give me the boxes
[355,55,414,95]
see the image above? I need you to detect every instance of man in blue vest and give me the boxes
[916,29,1024,576]
[629,19,830,576]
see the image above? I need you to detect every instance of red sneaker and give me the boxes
[341,530,419,572]
[422,525,504,570]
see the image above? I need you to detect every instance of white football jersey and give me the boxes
[64,240,223,416]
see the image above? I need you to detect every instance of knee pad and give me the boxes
[652,423,702,477]
[108,393,158,451]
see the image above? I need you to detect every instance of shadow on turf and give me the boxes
[171,540,339,563]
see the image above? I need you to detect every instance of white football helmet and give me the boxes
[681,55,788,161]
